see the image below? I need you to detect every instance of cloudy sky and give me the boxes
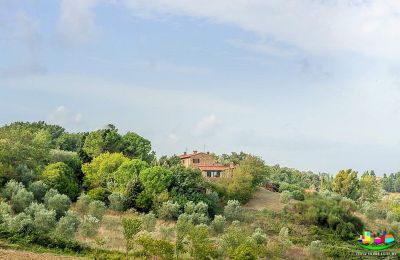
[2,1,400,175]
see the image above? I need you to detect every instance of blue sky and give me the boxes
[2,0,400,175]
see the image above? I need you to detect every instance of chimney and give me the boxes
[193,150,198,154]
[183,151,187,155]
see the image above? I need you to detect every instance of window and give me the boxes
[193,158,200,164]
[207,171,221,177]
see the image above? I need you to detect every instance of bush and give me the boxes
[88,200,106,221]
[224,200,242,221]
[75,194,91,216]
[339,197,357,212]
[54,211,80,239]
[2,180,24,200]
[280,191,291,203]
[142,212,157,232]
[25,202,46,217]
[88,187,111,204]
[136,234,175,260]
[11,188,34,213]
[211,215,226,234]
[28,181,48,202]
[252,227,267,244]
[158,201,180,220]
[291,190,305,201]
[278,227,292,248]
[122,216,142,256]
[32,208,57,234]
[41,162,79,200]
[309,240,323,259]
[108,192,126,211]
[182,201,209,225]
[45,191,71,219]
[8,212,33,234]
[79,215,100,238]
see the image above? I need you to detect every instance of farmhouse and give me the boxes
[179,150,235,178]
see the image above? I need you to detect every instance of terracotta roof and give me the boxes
[197,164,229,171]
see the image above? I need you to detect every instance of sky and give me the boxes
[2,1,400,175]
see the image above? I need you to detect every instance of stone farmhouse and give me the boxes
[179,150,235,178]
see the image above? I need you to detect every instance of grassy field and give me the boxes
[244,187,284,211]
[0,248,88,260]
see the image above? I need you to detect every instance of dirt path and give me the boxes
[244,187,284,211]
[0,248,88,260]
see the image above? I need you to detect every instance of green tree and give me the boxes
[240,155,269,186]
[41,162,79,199]
[188,224,216,259]
[359,171,381,205]
[122,217,142,259]
[121,132,154,162]
[333,169,359,200]
[28,181,49,202]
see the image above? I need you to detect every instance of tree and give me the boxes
[44,190,71,219]
[224,200,242,221]
[82,125,122,159]
[240,155,269,186]
[28,181,48,202]
[188,224,216,259]
[88,200,106,221]
[121,132,154,163]
[211,215,226,234]
[82,152,129,189]
[139,166,172,195]
[359,171,381,205]
[158,201,180,220]
[113,159,148,192]
[225,168,254,203]
[11,188,34,213]
[41,162,79,199]
[122,217,142,259]
[55,211,80,239]
[333,169,359,200]
[108,192,126,211]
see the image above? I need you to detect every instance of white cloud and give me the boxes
[48,105,83,125]
[58,0,101,45]
[124,0,400,58]
[194,114,219,136]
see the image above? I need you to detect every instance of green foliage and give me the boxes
[79,215,100,238]
[28,181,48,202]
[142,212,157,232]
[88,187,111,204]
[291,190,305,201]
[55,132,83,152]
[251,228,267,245]
[75,193,91,216]
[240,155,269,186]
[361,201,386,220]
[309,240,323,259]
[188,224,216,260]
[54,211,80,239]
[224,200,242,221]
[11,188,34,213]
[82,152,129,189]
[88,200,106,221]
[280,190,291,203]
[44,190,71,219]
[41,162,79,199]
[16,164,36,187]
[32,207,57,234]
[122,216,142,256]
[333,169,359,200]
[211,215,226,234]
[136,233,175,260]
[139,166,172,196]
[124,178,144,210]
[158,201,180,220]
[108,192,126,211]
[112,159,148,192]
[225,168,254,203]
[359,171,381,204]
[121,132,153,163]
[2,180,24,200]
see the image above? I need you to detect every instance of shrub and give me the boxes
[211,215,226,234]
[75,194,91,216]
[2,180,24,200]
[278,227,292,247]
[45,192,71,219]
[11,188,34,213]
[0,202,11,224]
[386,211,400,223]
[160,225,175,240]
[309,240,323,259]
[158,201,180,220]
[142,212,157,232]
[122,216,142,258]
[41,162,79,199]
[280,191,291,203]
[224,200,242,221]
[361,202,386,220]
[25,202,46,217]
[32,208,57,234]
[108,192,126,211]
[16,164,36,187]
[8,212,33,234]
[79,215,100,238]
[339,197,357,212]
[291,190,305,201]
[55,211,80,239]
[252,227,267,245]
[88,187,111,204]
[88,200,106,221]
[182,201,209,225]
[188,224,216,259]
[136,234,175,260]
[28,181,48,202]
[43,189,59,204]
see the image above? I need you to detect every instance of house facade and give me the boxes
[179,150,234,178]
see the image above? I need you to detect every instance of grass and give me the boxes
[244,187,284,211]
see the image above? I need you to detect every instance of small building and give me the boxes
[179,150,234,178]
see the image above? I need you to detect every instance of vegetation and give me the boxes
[0,121,399,259]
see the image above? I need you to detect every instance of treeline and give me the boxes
[381,172,400,192]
